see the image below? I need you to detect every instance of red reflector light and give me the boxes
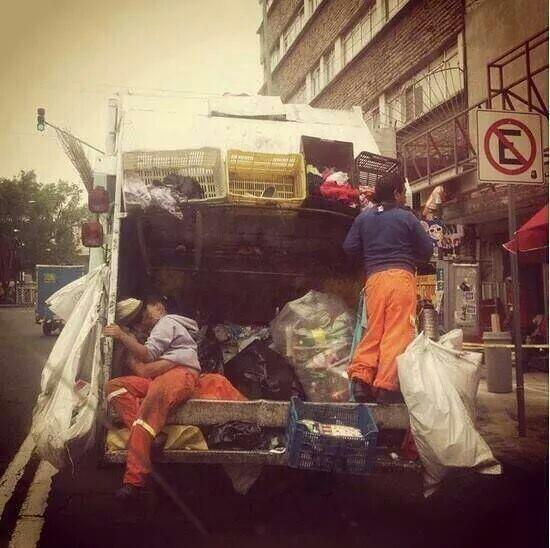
[81,221,104,247]
[88,187,110,213]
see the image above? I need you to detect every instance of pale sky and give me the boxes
[0,0,263,187]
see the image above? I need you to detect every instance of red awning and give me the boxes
[503,204,549,262]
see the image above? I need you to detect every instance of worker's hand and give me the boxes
[103,324,124,340]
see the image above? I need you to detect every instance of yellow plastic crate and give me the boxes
[123,147,226,202]
[226,150,306,205]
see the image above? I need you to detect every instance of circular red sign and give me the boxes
[483,118,536,175]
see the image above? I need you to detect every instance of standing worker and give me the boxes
[343,173,434,403]
[103,296,201,501]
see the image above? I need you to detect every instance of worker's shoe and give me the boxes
[375,388,404,405]
[151,431,168,460]
[351,379,376,403]
[115,484,146,503]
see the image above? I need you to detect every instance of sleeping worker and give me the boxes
[343,172,434,404]
[103,295,201,502]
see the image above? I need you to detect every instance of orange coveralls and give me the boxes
[106,370,246,487]
[348,269,416,392]
[106,366,198,487]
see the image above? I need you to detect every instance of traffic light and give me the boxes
[37,108,46,131]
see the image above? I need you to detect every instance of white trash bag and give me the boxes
[123,173,152,209]
[46,268,95,322]
[397,330,502,497]
[31,265,109,469]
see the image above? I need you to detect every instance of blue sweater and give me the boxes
[343,205,434,277]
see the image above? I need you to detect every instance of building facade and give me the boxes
[258,0,466,158]
[258,0,548,337]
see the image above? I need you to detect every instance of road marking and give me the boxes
[8,461,57,548]
[0,435,35,518]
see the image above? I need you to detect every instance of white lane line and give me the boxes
[8,461,57,548]
[0,435,35,518]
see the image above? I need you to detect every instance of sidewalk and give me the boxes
[477,372,548,469]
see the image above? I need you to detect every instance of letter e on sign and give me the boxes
[476,109,544,185]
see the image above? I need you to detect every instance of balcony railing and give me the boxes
[402,28,548,191]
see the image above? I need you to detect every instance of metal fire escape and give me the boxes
[402,28,549,194]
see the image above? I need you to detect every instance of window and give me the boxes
[311,64,321,97]
[342,5,378,65]
[366,107,380,130]
[270,48,280,71]
[283,8,304,53]
[385,42,463,128]
[324,47,335,84]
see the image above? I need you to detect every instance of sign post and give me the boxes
[477,109,545,438]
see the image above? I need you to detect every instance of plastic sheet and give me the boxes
[31,265,109,469]
[46,269,92,322]
[150,186,183,219]
[397,330,502,497]
[123,174,151,209]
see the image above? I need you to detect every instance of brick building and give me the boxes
[258,0,548,336]
[258,0,465,157]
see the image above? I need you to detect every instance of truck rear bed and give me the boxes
[104,399,421,479]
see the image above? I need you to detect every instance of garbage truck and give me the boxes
[86,92,421,494]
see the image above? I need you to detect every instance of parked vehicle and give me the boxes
[35,265,86,335]
[85,93,421,492]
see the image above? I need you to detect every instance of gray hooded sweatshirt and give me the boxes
[145,314,200,372]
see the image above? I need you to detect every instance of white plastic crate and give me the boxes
[123,147,226,203]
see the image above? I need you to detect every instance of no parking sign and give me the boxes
[476,109,544,184]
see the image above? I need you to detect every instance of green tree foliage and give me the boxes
[0,171,88,271]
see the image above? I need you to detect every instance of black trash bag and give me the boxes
[208,421,268,450]
[197,327,225,374]
[223,339,306,401]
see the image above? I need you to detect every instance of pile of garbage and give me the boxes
[306,165,376,211]
[195,291,354,404]
[124,174,204,219]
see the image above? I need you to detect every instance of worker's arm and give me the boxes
[129,358,178,379]
[103,325,153,363]
[343,216,362,255]
[410,215,435,264]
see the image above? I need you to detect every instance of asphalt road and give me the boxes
[0,308,547,548]
[0,308,55,476]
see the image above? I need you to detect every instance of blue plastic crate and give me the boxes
[286,397,378,474]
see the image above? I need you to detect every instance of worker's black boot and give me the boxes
[351,379,375,403]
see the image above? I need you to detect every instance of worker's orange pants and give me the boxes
[106,366,198,487]
[348,269,416,391]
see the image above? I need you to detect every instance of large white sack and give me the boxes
[397,331,502,497]
[31,265,109,469]
[46,269,93,322]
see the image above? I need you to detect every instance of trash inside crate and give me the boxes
[355,151,400,188]
[286,397,378,474]
[123,147,226,202]
[226,150,306,205]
